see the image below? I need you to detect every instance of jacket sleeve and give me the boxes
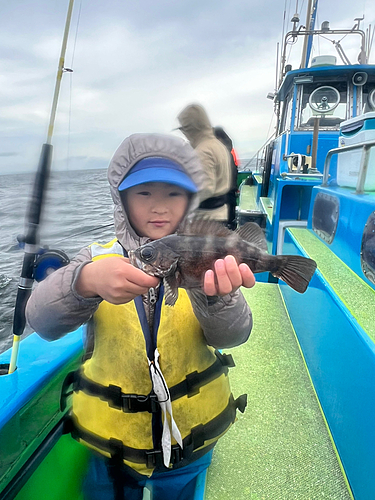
[25,247,102,341]
[187,288,252,349]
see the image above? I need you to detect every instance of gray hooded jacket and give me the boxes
[26,134,252,348]
[177,104,232,222]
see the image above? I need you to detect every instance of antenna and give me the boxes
[275,42,280,92]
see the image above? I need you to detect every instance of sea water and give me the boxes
[0,168,115,353]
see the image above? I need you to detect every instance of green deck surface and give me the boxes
[205,283,352,500]
[289,228,375,344]
[260,197,273,221]
[239,185,259,212]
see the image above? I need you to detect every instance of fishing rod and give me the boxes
[8,0,75,374]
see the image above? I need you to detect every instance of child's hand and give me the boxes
[76,257,160,304]
[203,255,255,296]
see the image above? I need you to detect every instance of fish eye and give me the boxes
[140,246,155,261]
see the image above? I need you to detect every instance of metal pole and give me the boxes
[309,116,320,173]
[322,140,375,187]
[355,145,371,194]
[300,0,313,69]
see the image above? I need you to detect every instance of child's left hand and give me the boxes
[203,255,255,296]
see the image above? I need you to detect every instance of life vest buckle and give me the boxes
[170,444,183,464]
[145,449,163,468]
[145,444,183,469]
[216,351,235,368]
[121,393,159,413]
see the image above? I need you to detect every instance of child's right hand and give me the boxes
[76,257,160,304]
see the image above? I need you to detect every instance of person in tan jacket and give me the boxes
[177,104,232,224]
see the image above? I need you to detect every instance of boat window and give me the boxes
[297,82,347,129]
[361,85,375,113]
[312,192,339,244]
[361,212,375,285]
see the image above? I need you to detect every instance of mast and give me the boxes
[8,0,75,374]
[303,0,318,68]
[300,0,314,69]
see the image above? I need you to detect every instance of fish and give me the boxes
[128,218,317,306]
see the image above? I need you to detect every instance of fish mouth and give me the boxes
[128,251,153,274]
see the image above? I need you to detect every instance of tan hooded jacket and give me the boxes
[26,133,252,348]
[177,104,232,222]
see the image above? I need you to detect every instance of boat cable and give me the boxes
[8,0,75,375]
[241,130,276,171]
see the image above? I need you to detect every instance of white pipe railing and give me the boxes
[322,140,375,194]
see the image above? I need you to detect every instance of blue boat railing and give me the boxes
[322,139,375,193]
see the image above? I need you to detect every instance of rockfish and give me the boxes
[129,218,317,306]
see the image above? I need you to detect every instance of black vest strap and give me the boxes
[71,393,246,469]
[73,350,235,412]
[169,350,235,399]
[74,374,159,413]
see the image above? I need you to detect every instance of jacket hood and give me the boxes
[107,133,206,251]
[177,104,215,147]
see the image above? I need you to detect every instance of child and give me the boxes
[26,133,255,500]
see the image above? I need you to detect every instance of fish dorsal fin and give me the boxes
[235,223,268,252]
[177,216,233,238]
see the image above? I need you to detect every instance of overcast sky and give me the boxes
[1,0,374,174]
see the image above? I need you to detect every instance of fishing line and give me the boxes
[66,0,82,172]
[54,222,114,244]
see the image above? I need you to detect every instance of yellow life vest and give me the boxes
[72,239,246,476]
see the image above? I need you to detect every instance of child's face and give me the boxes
[123,182,190,240]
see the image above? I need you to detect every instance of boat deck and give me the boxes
[238,184,258,211]
[205,282,352,500]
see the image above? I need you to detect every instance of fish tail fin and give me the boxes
[273,256,317,293]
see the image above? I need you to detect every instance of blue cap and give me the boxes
[118,157,198,193]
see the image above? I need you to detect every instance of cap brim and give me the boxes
[118,167,198,193]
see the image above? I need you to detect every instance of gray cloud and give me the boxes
[1,0,374,174]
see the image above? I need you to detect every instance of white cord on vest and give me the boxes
[148,349,183,467]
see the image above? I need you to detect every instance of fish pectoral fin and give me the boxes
[236,223,268,252]
[164,275,179,306]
